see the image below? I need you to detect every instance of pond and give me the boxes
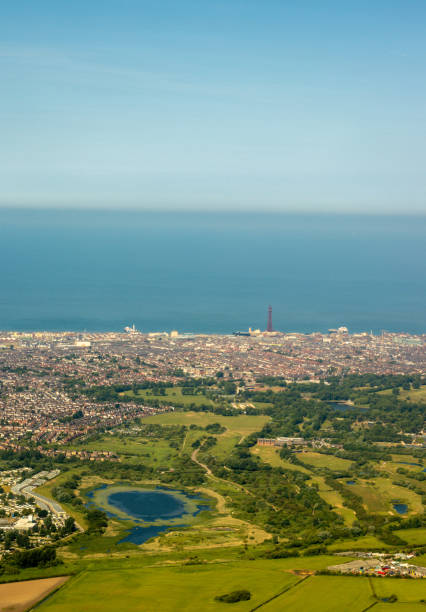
[346,480,356,485]
[108,489,187,521]
[392,503,408,515]
[86,485,211,544]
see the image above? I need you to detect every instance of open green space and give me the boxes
[394,528,426,546]
[298,451,352,471]
[260,575,374,612]
[143,411,270,437]
[35,556,360,612]
[378,385,426,402]
[37,561,299,612]
[308,475,357,526]
[371,576,426,603]
[343,477,423,515]
[122,386,215,406]
[328,535,392,551]
[251,445,311,473]
[208,433,241,460]
[373,605,426,611]
[76,436,179,467]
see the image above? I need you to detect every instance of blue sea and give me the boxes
[0,209,425,334]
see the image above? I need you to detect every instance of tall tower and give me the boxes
[267,305,273,332]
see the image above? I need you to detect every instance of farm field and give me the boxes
[35,556,357,612]
[38,561,300,612]
[0,576,69,612]
[260,575,374,612]
[298,451,352,471]
[371,576,426,602]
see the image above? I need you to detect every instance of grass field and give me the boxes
[208,433,241,460]
[328,535,392,551]
[394,528,426,546]
[122,387,216,406]
[251,445,311,474]
[260,575,374,612]
[298,451,352,471]
[345,477,423,515]
[378,385,426,402]
[414,554,426,567]
[79,436,179,467]
[36,556,360,612]
[373,605,426,611]
[143,411,270,438]
[38,561,300,612]
[371,576,426,602]
[308,475,357,526]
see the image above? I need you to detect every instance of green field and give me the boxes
[298,451,352,471]
[372,576,426,602]
[37,561,299,612]
[79,436,179,466]
[143,411,270,437]
[373,605,426,611]
[308,475,357,526]
[394,528,426,546]
[379,385,426,402]
[344,477,423,515]
[122,386,216,406]
[260,575,374,612]
[35,557,362,612]
[328,535,392,551]
[251,445,311,474]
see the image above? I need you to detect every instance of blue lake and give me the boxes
[108,489,186,521]
[118,524,186,545]
[87,485,211,545]
[393,503,408,515]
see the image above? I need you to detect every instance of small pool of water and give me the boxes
[346,480,356,485]
[393,503,408,515]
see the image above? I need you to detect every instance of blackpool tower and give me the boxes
[267,305,273,332]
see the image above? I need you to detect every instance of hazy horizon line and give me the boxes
[1,205,425,217]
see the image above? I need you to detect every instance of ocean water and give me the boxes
[0,209,425,334]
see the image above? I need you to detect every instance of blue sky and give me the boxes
[1,0,425,212]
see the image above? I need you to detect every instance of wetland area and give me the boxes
[86,485,212,544]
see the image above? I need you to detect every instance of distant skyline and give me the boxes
[1,1,426,213]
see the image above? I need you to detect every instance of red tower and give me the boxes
[267,305,273,332]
